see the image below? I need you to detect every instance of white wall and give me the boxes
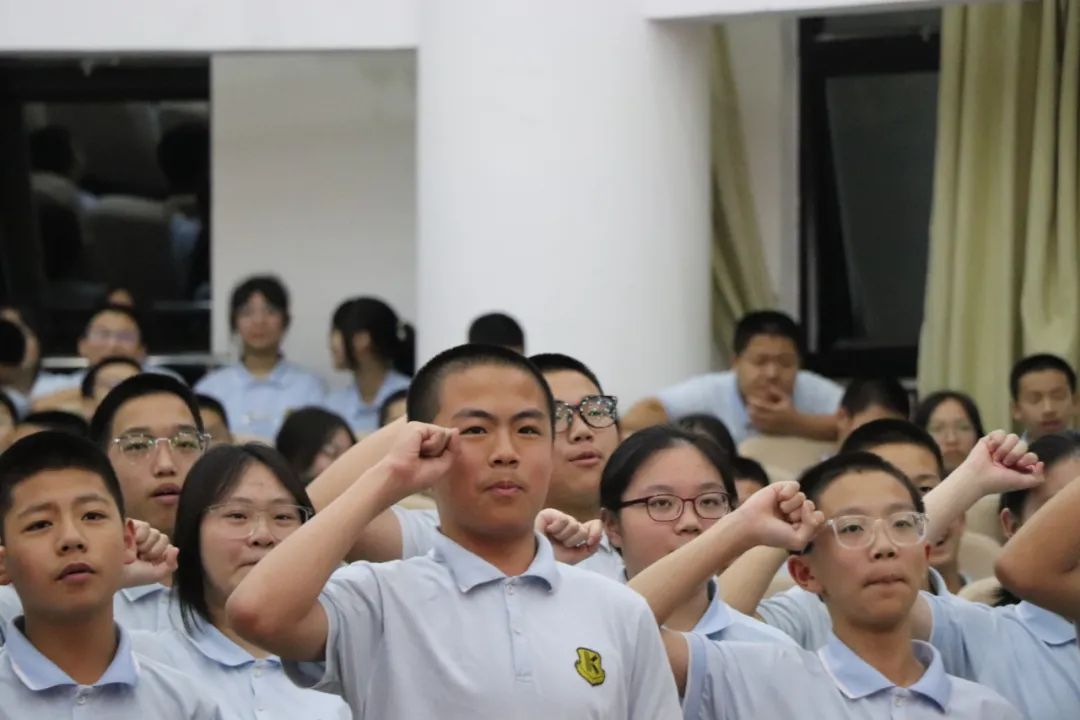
[211,51,417,387]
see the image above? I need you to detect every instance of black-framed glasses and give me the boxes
[553,395,618,433]
[617,492,732,522]
[111,430,209,463]
[824,511,928,550]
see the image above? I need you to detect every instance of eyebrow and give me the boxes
[17,493,112,519]
[117,424,198,436]
[451,408,547,423]
[637,481,726,495]
[225,496,297,506]
[833,501,916,516]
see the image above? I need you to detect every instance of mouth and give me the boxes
[150,483,182,505]
[485,479,525,497]
[57,562,95,583]
[568,450,604,467]
[1040,420,1064,432]
[864,572,906,588]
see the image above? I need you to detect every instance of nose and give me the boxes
[1041,398,1057,415]
[673,500,704,534]
[869,519,899,559]
[150,439,178,476]
[56,516,88,554]
[568,413,595,443]
[247,514,277,546]
[489,428,520,468]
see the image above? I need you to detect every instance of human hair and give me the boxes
[733,310,804,358]
[529,353,605,393]
[228,275,290,332]
[600,425,737,513]
[675,414,736,458]
[89,374,203,450]
[28,125,76,175]
[1009,353,1077,400]
[840,377,910,419]
[173,444,313,632]
[80,356,143,399]
[341,297,414,376]
[84,303,145,344]
[0,431,124,540]
[732,455,770,491]
[469,313,525,351]
[406,344,555,430]
[331,298,356,335]
[1000,431,1080,521]
[0,319,26,366]
[913,391,985,438]
[378,389,409,428]
[20,411,89,438]
[195,394,230,429]
[274,407,356,481]
[796,451,924,554]
[839,419,945,478]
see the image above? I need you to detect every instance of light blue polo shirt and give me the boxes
[132,621,348,720]
[0,618,221,720]
[656,370,843,445]
[322,370,410,434]
[284,533,682,719]
[926,593,1080,720]
[195,360,326,440]
[0,583,177,646]
[682,632,1019,719]
[692,581,796,647]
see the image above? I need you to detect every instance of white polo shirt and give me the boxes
[682,632,1019,719]
[284,532,681,719]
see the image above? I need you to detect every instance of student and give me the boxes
[275,407,356,485]
[377,388,408,428]
[196,394,234,448]
[675,413,736,457]
[468,312,525,354]
[0,393,17,454]
[623,310,843,443]
[731,455,770,505]
[836,376,910,443]
[602,425,794,645]
[80,357,142,419]
[13,411,90,441]
[1010,353,1078,441]
[914,390,984,474]
[196,276,326,440]
[322,297,412,434]
[227,345,682,718]
[132,444,348,720]
[0,432,220,719]
[629,453,1020,719]
[327,298,356,372]
[0,309,72,418]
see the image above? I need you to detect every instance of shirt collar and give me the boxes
[432,531,561,593]
[185,620,273,668]
[119,582,168,603]
[927,568,950,596]
[819,634,951,712]
[1016,601,1077,646]
[5,617,139,691]
[691,580,734,636]
[238,358,290,387]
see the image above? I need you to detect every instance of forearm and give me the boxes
[629,512,754,625]
[789,412,838,441]
[717,545,789,616]
[923,464,985,546]
[306,417,405,511]
[621,398,670,433]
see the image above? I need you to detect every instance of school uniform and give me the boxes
[283,532,682,719]
[925,592,1080,720]
[758,568,955,651]
[132,622,349,720]
[692,580,797,646]
[0,617,221,720]
[322,370,410,434]
[195,360,326,440]
[682,631,1020,720]
[656,370,843,445]
[0,583,177,646]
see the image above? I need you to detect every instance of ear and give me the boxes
[351,330,372,354]
[0,545,10,586]
[1010,401,1022,423]
[601,509,623,551]
[999,507,1020,540]
[836,409,852,439]
[76,335,89,358]
[787,555,824,596]
[122,518,137,565]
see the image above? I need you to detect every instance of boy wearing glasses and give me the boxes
[628,453,1020,719]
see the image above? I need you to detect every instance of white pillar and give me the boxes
[417,1,712,404]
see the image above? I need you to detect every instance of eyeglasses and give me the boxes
[554,395,618,433]
[204,501,312,540]
[927,422,975,437]
[824,511,928,550]
[618,492,732,522]
[112,431,209,462]
[86,328,140,345]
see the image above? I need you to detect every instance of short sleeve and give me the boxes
[925,592,995,679]
[282,563,385,700]
[392,506,440,559]
[756,586,832,650]
[656,375,721,419]
[627,602,682,720]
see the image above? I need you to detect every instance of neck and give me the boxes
[207,598,270,659]
[242,348,280,377]
[664,582,711,632]
[831,614,925,688]
[23,606,119,685]
[443,525,538,577]
[352,358,390,404]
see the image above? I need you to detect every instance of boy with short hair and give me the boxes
[0,431,218,718]
[836,377,910,443]
[1009,354,1077,440]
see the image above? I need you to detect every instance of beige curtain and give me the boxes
[918,0,1079,429]
[710,26,777,364]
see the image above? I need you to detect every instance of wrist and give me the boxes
[714,509,760,558]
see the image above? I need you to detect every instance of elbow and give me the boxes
[226,589,280,646]
[623,398,668,433]
[994,553,1035,595]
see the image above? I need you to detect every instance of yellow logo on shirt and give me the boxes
[574,647,606,687]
